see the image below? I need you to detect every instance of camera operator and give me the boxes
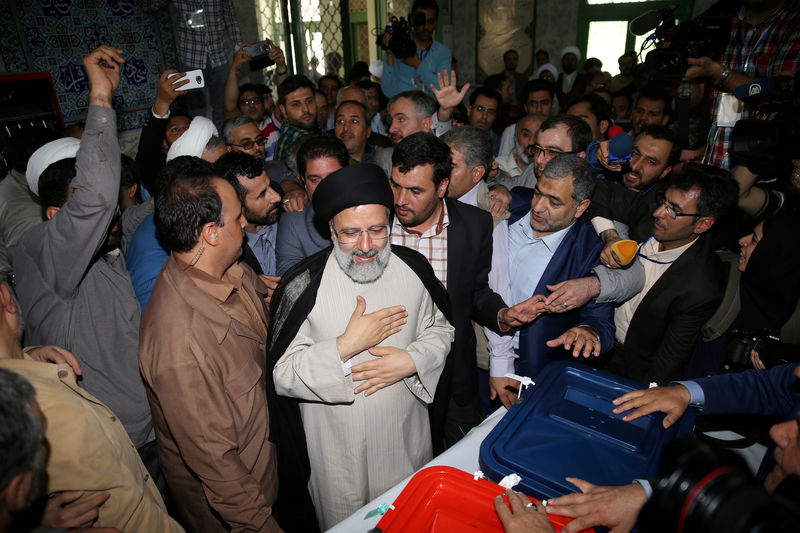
[380,0,452,99]
[540,362,800,533]
[683,0,800,169]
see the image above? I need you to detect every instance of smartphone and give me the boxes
[244,40,271,58]
[169,69,205,91]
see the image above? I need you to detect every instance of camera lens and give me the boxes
[196,76,202,83]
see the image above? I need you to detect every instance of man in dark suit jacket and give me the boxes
[388,132,536,451]
[500,154,615,397]
[604,164,738,385]
[214,151,282,277]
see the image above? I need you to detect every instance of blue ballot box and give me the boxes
[479,361,696,499]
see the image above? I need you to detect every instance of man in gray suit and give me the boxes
[275,136,348,275]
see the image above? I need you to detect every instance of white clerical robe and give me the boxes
[273,253,454,529]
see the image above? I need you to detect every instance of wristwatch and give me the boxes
[715,66,731,89]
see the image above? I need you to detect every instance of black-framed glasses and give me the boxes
[229,136,265,151]
[332,224,390,244]
[473,105,497,116]
[532,145,579,159]
[239,97,261,106]
[656,193,699,220]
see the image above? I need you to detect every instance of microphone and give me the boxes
[629,4,679,36]
[607,125,626,139]
[608,133,634,166]
[732,76,793,101]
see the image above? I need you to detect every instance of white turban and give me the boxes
[166,116,218,162]
[536,63,559,80]
[561,46,581,63]
[26,137,81,196]
[369,60,383,79]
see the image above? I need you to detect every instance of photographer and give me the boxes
[689,206,800,377]
[380,0,452,99]
[541,362,800,532]
[683,0,800,169]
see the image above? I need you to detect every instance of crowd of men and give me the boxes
[1,0,799,532]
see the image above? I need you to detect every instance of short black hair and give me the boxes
[539,115,593,153]
[669,163,738,220]
[278,75,316,106]
[412,0,439,18]
[567,93,612,128]
[7,127,59,173]
[154,156,215,199]
[238,83,267,100]
[38,158,76,210]
[392,132,452,187]
[637,125,680,167]
[469,86,502,108]
[503,49,518,59]
[347,62,371,84]
[318,74,342,90]
[213,151,264,205]
[535,49,549,58]
[296,136,349,177]
[154,166,224,253]
[584,57,603,71]
[120,154,142,203]
[524,79,555,100]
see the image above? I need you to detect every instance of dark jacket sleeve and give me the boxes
[469,207,507,334]
[135,111,168,193]
[697,363,800,418]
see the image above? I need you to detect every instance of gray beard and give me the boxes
[332,242,392,283]
[514,140,531,166]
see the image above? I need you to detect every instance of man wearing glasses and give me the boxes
[546,164,739,386]
[268,163,454,529]
[466,87,502,155]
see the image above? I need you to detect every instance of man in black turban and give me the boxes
[265,163,455,530]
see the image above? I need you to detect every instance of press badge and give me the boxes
[716,93,742,127]
[185,9,206,28]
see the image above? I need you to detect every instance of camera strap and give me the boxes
[702,250,741,341]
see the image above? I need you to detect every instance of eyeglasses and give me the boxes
[229,136,265,151]
[656,193,699,220]
[532,145,578,159]
[332,224,390,244]
[239,97,261,106]
[473,105,497,116]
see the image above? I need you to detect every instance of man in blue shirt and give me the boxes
[380,0,451,99]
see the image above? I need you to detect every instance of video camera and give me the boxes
[642,16,729,82]
[732,71,800,173]
[640,439,800,533]
[376,13,425,60]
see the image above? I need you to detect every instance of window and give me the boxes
[577,0,694,76]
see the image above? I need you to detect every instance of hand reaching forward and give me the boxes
[546,326,601,359]
[612,385,691,428]
[546,478,646,533]
[27,345,82,376]
[336,296,407,361]
[351,346,416,396]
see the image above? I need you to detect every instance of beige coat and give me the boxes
[139,256,280,533]
[0,357,183,533]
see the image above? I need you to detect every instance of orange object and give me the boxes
[611,239,638,266]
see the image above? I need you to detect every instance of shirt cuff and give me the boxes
[633,479,653,499]
[489,354,517,377]
[673,380,705,409]
[151,106,170,119]
[591,216,615,237]
[341,359,353,377]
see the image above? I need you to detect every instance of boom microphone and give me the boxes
[629,4,679,36]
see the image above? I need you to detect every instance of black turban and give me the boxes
[311,163,393,222]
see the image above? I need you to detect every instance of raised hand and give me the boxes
[83,45,124,107]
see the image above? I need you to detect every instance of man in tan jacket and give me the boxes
[139,158,281,532]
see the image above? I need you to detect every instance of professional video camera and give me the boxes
[629,4,730,82]
[640,439,800,533]
[732,70,800,173]
[725,327,800,369]
[376,13,425,60]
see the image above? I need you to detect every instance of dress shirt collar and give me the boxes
[246,223,277,245]
[458,183,480,207]
[174,254,243,303]
[641,236,697,263]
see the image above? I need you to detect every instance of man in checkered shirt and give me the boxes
[683,0,800,169]
[148,0,243,130]
[389,132,536,451]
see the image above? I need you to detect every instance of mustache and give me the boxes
[352,248,379,258]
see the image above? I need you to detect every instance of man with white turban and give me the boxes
[9,46,158,479]
[166,115,223,162]
[559,45,582,96]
